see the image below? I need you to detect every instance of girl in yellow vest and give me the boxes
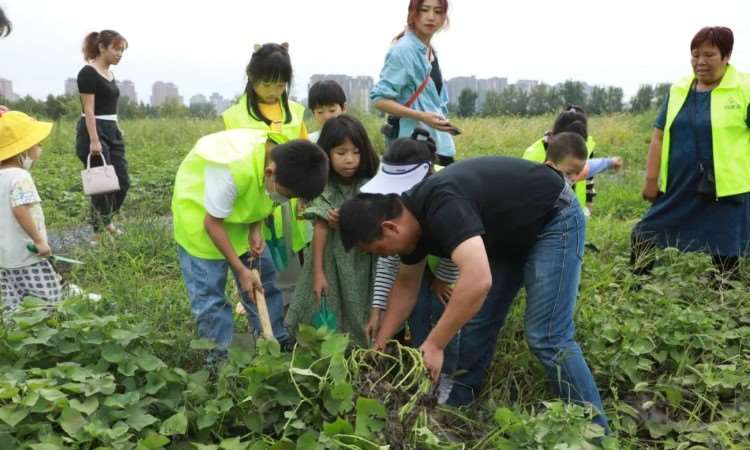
[632,26,750,280]
[285,115,379,347]
[221,43,311,316]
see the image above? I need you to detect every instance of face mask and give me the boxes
[20,154,34,170]
[267,190,289,205]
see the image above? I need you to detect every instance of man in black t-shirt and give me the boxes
[339,136,608,430]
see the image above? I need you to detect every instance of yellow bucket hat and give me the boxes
[0,111,53,161]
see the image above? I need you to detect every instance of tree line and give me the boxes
[452,81,672,117]
[0,95,219,121]
[3,81,673,121]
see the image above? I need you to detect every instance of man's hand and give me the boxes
[364,308,383,345]
[420,340,444,382]
[237,268,262,303]
[431,279,453,305]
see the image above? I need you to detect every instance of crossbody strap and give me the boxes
[404,46,433,108]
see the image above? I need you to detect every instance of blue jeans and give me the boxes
[178,245,289,350]
[408,269,459,376]
[447,186,608,429]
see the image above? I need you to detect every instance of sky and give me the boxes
[1,0,749,103]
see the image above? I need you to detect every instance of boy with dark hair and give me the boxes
[544,132,589,184]
[307,80,347,143]
[172,129,328,365]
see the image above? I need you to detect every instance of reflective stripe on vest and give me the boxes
[172,129,274,259]
[661,65,750,198]
[222,96,312,252]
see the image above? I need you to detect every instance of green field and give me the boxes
[1,114,748,449]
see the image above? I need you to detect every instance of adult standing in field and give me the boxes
[75,30,130,244]
[371,0,457,166]
[338,141,609,430]
[632,26,750,280]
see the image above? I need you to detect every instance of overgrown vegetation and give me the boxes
[0,113,747,448]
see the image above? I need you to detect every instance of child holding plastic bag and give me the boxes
[286,115,379,346]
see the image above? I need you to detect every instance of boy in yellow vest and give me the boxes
[172,129,328,365]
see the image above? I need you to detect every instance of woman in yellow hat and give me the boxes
[0,111,62,316]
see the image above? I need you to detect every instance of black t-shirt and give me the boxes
[401,156,565,264]
[77,65,120,115]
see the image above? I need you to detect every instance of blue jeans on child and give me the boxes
[446,185,608,430]
[178,245,289,350]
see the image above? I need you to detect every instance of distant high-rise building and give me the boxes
[209,92,232,114]
[0,78,18,101]
[515,79,539,93]
[151,81,181,107]
[117,80,137,103]
[65,78,78,96]
[308,74,374,111]
[189,94,208,105]
[446,76,477,104]
[349,76,373,112]
[477,77,507,108]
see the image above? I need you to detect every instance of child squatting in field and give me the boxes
[0,111,62,317]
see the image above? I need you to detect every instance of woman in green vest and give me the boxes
[222,43,312,314]
[632,26,750,280]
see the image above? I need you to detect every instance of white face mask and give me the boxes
[265,175,289,205]
[20,154,34,170]
[266,189,289,205]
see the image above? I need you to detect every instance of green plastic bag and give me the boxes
[313,295,337,331]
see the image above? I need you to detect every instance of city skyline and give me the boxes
[3,0,747,112]
[2,72,618,110]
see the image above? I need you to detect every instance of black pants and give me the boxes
[76,118,130,232]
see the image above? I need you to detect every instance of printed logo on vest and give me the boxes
[724,97,742,110]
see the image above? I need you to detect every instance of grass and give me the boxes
[6,113,750,448]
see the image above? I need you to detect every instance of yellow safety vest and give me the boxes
[172,129,274,259]
[222,95,311,251]
[661,65,750,198]
[522,135,596,206]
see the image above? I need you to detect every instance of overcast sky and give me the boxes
[1,0,749,103]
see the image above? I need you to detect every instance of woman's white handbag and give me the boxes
[81,153,120,195]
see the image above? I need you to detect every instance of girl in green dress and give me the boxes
[286,115,379,346]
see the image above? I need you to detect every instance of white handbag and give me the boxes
[81,153,120,196]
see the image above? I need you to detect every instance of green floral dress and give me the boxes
[285,178,376,347]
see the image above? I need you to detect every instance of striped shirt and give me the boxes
[371,255,459,310]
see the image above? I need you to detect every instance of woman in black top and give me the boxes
[76,30,129,242]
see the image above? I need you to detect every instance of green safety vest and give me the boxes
[522,135,596,206]
[172,129,274,259]
[661,64,750,198]
[222,95,311,252]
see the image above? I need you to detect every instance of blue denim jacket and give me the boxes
[370,31,456,157]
